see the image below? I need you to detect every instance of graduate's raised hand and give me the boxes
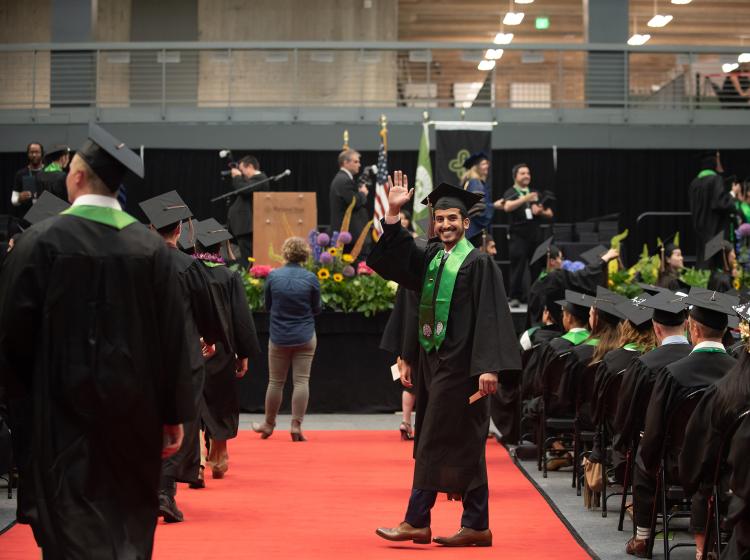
[478,372,498,396]
[385,170,413,216]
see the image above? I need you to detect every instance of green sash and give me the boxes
[61,205,137,230]
[200,260,225,268]
[43,162,63,172]
[584,337,600,346]
[692,346,726,354]
[623,342,642,351]
[697,169,718,179]
[418,237,475,352]
[561,329,590,345]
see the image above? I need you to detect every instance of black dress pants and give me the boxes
[404,485,489,530]
[508,227,539,302]
[237,234,253,266]
[632,464,707,531]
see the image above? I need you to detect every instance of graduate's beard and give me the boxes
[439,226,465,250]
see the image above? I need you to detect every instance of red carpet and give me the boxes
[0,431,590,559]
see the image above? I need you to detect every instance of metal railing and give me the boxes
[1,41,749,121]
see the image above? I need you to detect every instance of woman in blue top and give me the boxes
[461,151,494,247]
[252,237,321,441]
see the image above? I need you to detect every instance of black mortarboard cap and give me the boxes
[697,150,718,171]
[640,289,689,327]
[421,182,483,215]
[704,231,732,262]
[733,302,750,322]
[462,151,489,170]
[685,287,738,331]
[76,122,144,192]
[580,244,609,265]
[196,218,233,249]
[531,237,553,266]
[555,289,593,321]
[139,190,193,230]
[22,191,70,225]
[637,282,669,296]
[593,286,627,321]
[45,144,70,162]
[615,296,654,327]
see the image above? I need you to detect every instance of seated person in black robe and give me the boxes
[0,124,196,558]
[725,412,750,560]
[370,175,521,548]
[626,289,738,558]
[706,232,737,293]
[140,192,228,522]
[614,289,692,456]
[525,238,617,329]
[194,218,261,480]
[656,239,686,291]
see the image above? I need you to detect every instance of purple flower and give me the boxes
[737,223,750,239]
[342,265,355,277]
[317,232,330,247]
[319,251,333,265]
[338,231,352,245]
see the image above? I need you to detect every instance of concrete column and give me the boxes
[583,0,629,107]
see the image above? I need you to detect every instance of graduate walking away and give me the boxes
[368,172,521,547]
[0,124,195,559]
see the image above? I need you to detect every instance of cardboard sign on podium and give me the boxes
[252,192,317,266]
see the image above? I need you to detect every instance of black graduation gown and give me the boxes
[161,249,228,484]
[614,343,692,453]
[528,336,576,400]
[591,347,642,425]
[556,342,597,414]
[0,212,194,558]
[379,286,420,394]
[637,350,736,475]
[526,263,604,328]
[199,262,261,440]
[708,269,734,293]
[725,416,750,560]
[367,221,520,493]
[688,173,734,267]
[657,270,682,291]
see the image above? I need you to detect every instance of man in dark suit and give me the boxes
[228,155,268,265]
[329,149,370,253]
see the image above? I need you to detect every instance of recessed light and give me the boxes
[494,32,514,44]
[485,49,504,60]
[723,62,739,73]
[738,53,750,63]
[647,14,673,27]
[503,12,525,26]
[627,33,651,46]
[478,60,496,71]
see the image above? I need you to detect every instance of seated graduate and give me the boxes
[555,288,624,416]
[679,301,750,560]
[526,239,618,329]
[626,289,738,558]
[724,412,750,560]
[705,231,738,293]
[656,236,686,291]
[614,288,692,456]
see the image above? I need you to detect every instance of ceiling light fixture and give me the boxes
[494,32,514,44]
[503,12,524,26]
[723,62,739,73]
[628,33,651,46]
[648,14,673,27]
[478,60,496,71]
[485,49,504,60]
[738,53,750,63]
[514,0,534,3]
[670,0,691,4]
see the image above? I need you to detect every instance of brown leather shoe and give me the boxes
[375,522,431,544]
[625,536,648,557]
[433,527,492,547]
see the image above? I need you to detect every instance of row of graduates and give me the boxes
[518,277,750,559]
[0,123,261,558]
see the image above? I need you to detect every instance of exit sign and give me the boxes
[535,16,550,30]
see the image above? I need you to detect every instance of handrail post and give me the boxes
[161,48,166,120]
[227,48,232,121]
[31,49,37,121]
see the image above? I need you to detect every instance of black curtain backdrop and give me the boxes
[3,147,750,264]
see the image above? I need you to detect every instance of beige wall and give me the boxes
[0,0,51,108]
[95,0,131,106]
[196,0,398,107]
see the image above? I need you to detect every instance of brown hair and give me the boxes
[616,320,657,352]
[338,149,360,167]
[282,236,310,264]
[589,309,622,364]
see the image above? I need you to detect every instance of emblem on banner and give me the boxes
[448,149,470,181]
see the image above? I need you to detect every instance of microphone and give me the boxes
[367,165,378,174]
[219,149,232,158]
[273,169,291,181]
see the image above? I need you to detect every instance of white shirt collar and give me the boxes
[692,340,725,352]
[568,327,588,333]
[341,168,353,180]
[661,334,689,346]
[72,194,122,210]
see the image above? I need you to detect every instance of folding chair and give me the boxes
[538,351,576,478]
[646,389,706,560]
[598,369,625,518]
[703,409,750,559]
[574,360,599,495]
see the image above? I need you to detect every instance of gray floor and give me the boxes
[0,413,699,560]
[514,455,697,560]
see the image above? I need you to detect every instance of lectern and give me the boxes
[252,192,317,266]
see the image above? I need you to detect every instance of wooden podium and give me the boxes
[252,192,317,266]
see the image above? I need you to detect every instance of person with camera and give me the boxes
[329,149,370,254]
[228,155,268,266]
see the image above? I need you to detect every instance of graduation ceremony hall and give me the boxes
[2,1,750,559]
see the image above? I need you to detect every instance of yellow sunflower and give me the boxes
[247,256,256,263]
[333,273,344,283]
[327,247,339,257]
[317,268,331,280]
[342,253,354,263]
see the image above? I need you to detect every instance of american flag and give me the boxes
[373,127,389,237]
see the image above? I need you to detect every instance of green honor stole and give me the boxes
[62,205,137,230]
[418,237,475,352]
[561,329,590,345]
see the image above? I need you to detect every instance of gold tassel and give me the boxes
[350,220,373,261]
[338,196,357,239]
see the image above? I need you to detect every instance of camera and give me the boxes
[358,164,378,187]
[219,149,238,178]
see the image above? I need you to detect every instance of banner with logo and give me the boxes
[434,122,493,197]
